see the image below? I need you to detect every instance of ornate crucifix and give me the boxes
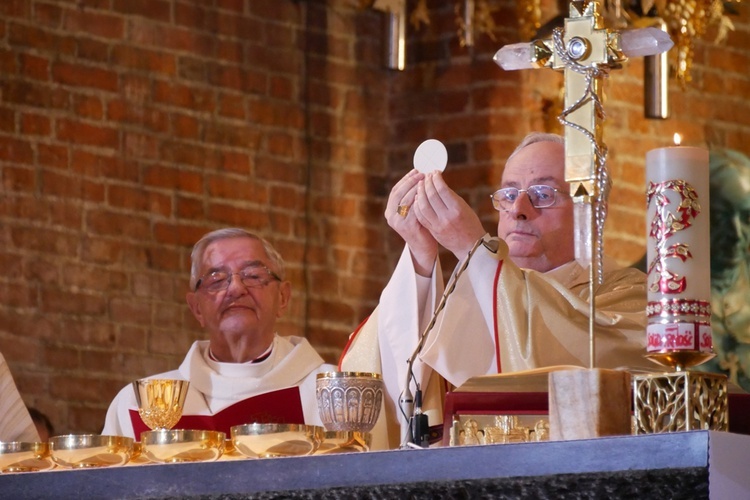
[495,0,672,367]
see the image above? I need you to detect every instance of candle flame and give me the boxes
[673,133,682,146]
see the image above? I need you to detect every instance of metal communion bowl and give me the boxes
[316,371,384,433]
[315,431,372,455]
[231,423,324,459]
[140,429,225,463]
[0,441,53,473]
[49,434,133,469]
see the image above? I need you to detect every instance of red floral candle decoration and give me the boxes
[645,139,712,359]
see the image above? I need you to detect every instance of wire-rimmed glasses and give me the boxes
[194,264,281,292]
[490,185,565,211]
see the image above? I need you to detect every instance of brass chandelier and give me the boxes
[364,0,742,86]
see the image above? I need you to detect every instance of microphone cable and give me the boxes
[399,235,498,448]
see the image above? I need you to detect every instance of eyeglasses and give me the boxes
[194,264,282,292]
[490,185,565,211]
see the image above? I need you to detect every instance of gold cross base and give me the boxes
[633,371,728,434]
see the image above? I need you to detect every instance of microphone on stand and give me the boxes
[399,236,494,448]
[400,361,429,447]
[399,354,422,448]
[411,388,430,447]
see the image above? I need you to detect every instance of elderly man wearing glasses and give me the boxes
[341,132,649,449]
[103,228,334,439]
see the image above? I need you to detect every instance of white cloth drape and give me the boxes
[0,351,40,442]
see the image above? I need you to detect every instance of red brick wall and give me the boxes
[0,1,748,434]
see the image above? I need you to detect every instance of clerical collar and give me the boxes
[207,344,273,364]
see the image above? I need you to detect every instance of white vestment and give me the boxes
[102,335,334,439]
[0,352,40,442]
[341,236,650,449]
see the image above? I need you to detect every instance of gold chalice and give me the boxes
[133,379,225,463]
[132,378,189,431]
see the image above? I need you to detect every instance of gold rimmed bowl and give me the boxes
[316,371,384,433]
[0,441,54,473]
[231,423,324,458]
[49,434,134,468]
[140,429,225,463]
[315,431,371,455]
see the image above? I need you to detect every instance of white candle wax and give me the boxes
[645,146,712,353]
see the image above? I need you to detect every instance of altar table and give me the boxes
[1,430,748,499]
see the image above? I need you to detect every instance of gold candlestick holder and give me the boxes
[633,352,728,434]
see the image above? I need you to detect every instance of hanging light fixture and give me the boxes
[364,0,741,82]
[372,0,406,70]
[368,0,502,67]
[643,18,669,119]
[623,0,741,87]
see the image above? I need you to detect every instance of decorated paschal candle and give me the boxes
[645,136,712,360]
